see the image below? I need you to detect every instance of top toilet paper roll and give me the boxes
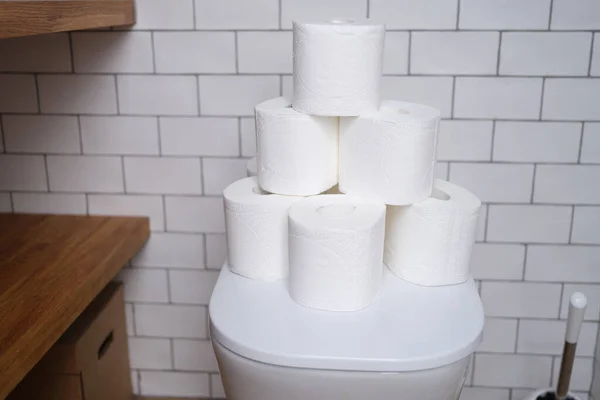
[293,19,385,116]
[288,194,386,311]
[223,177,303,280]
[384,180,481,287]
[339,100,440,205]
[256,96,338,196]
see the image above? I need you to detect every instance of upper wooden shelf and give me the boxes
[0,0,134,39]
[0,213,149,398]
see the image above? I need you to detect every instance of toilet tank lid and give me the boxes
[209,265,484,372]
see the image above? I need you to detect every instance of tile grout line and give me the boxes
[131,302,138,336]
[43,155,51,192]
[135,370,141,395]
[490,120,496,161]
[514,319,520,353]
[588,33,596,76]
[166,267,173,304]
[591,320,600,394]
[568,205,575,243]
[202,233,208,269]
[199,156,205,195]
[169,339,175,370]
[538,78,546,121]
[470,354,477,387]
[496,32,503,75]
[161,194,168,233]
[156,116,163,155]
[121,156,127,193]
[522,244,528,281]
[578,122,585,163]
[33,74,42,114]
[455,0,461,30]
[150,32,157,73]
[548,0,554,30]
[234,31,239,74]
[450,76,456,118]
[114,75,121,115]
[407,31,412,75]
[68,32,75,73]
[237,117,242,157]
[530,164,537,203]
[76,115,83,154]
[192,0,197,30]
[204,305,210,340]
[278,0,282,29]
[558,283,566,320]
[208,370,214,398]
[8,190,14,213]
[0,115,6,153]
[483,203,490,242]
[279,75,283,96]
[196,75,202,116]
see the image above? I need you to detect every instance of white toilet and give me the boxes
[209,265,484,400]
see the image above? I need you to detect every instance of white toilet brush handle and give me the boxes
[565,292,587,344]
[556,292,587,400]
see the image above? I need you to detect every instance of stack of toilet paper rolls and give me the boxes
[223,18,482,312]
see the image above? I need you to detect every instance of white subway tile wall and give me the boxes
[38,75,118,114]
[154,32,236,74]
[0,34,71,73]
[71,32,154,73]
[410,32,499,75]
[3,115,81,154]
[499,33,592,76]
[0,1,599,398]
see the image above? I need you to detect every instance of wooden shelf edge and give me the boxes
[0,0,134,39]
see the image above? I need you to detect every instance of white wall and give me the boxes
[0,0,599,398]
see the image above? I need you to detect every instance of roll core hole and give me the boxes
[285,104,293,108]
[397,109,410,114]
[330,18,354,24]
[317,204,356,218]
[432,188,451,201]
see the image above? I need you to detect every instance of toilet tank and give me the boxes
[209,265,484,400]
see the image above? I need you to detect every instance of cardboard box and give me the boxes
[8,282,132,400]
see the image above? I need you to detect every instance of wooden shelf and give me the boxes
[0,0,134,39]
[0,213,149,398]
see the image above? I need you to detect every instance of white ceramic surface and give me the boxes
[213,339,471,400]
[210,265,484,372]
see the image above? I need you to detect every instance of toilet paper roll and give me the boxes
[256,96,338,195]
[223,177,303,280]
[384,180,481,286]
[339,100,440,205]
[293,19,385,116]
[246,157,257,177]
[288,194,386,311]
